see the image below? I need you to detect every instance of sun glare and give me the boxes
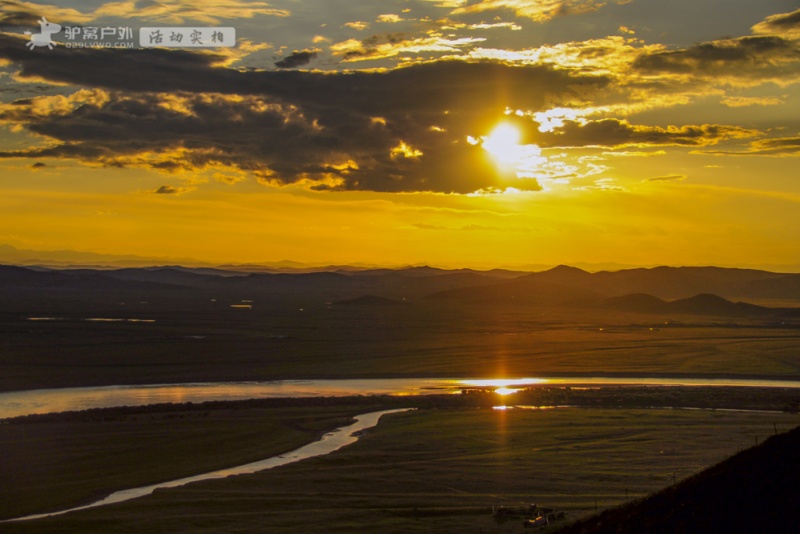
[461,378,546,388]
[494,387,519,396]
[482,123,522,166]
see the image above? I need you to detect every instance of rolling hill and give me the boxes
[1,264,798,318]
[556,424,800,533]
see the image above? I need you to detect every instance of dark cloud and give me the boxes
[632,36,800,82]
[274,50,318,69]
[153,185,191,194]
[537,119,757,149]
[0,11,40,30]
[450,0,629,23]
[336,33,407,60]
[752,9,800,38]
[0,33,232,93]
[0,33,610,193]
[762,9,800,30]
[754,137,800,149]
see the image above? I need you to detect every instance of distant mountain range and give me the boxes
[1,263,799,318]
[4,244,800,274]
[428,264,800,304]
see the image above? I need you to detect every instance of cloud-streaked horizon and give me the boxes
[2,6,798,193]
[0,1,798,268]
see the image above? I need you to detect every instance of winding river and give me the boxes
[4,377,800,522]
[2,408,412,523]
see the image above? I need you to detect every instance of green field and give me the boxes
[2,402,797,532]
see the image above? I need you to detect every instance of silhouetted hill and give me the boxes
[2,264,798,314]
[77,267,228,288]
[212,270,501,301]
[373,271,500,296]
[0,265,65,286]
[334,295,405,306]
[601,293,667,313]
[735,273,800,300]
[350,265,452,277]
[545,264,594,278]
[427,276,600,305]
[511,264,593,288]
[556,424,800,533]
[665,293,770,317]
[600,293,788,318]
[429,265,800,306]
[594,266,794,300]
[337,265,524,279]
[525,265,793,300]
[0,265,183,292]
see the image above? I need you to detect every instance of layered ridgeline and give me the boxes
[1,264,798,317]
[556,424,800,533]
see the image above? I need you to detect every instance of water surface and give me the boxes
[3,377,800,419]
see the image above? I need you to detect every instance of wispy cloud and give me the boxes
[720,95,784,107]
[537,119,759,149]
[752,8,800,39]
[450,0,632,22]
[646,174,686,182]
[632,36,800,88]
[0,5,796,196]
[0,0,289,25]
[331,34,484,62]
[343,21,370,30]
[700,136,800,157]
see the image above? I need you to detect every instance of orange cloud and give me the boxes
[752,8,800,39]
[1,0,290,25]
[451,0,632,23]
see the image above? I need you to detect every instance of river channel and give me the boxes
[3,408,412,523]
[3,377,800,419]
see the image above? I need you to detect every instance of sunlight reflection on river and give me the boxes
[3,377,800,419]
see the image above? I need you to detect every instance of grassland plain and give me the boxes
[0,404,380,521]
[2,404,797,533]
[2,300,799,392]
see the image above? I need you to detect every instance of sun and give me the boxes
[482,123,522,166]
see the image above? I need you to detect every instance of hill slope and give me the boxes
[557,424,800,533]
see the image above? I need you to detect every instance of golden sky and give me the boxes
[0,0,798,269]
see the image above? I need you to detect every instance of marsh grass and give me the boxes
[3,406,797,533]
[0,405,372,520]
[2,302,799,392]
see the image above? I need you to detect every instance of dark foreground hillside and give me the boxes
[557,424,800,533]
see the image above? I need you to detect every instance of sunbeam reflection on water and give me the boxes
[3,377,800,419]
